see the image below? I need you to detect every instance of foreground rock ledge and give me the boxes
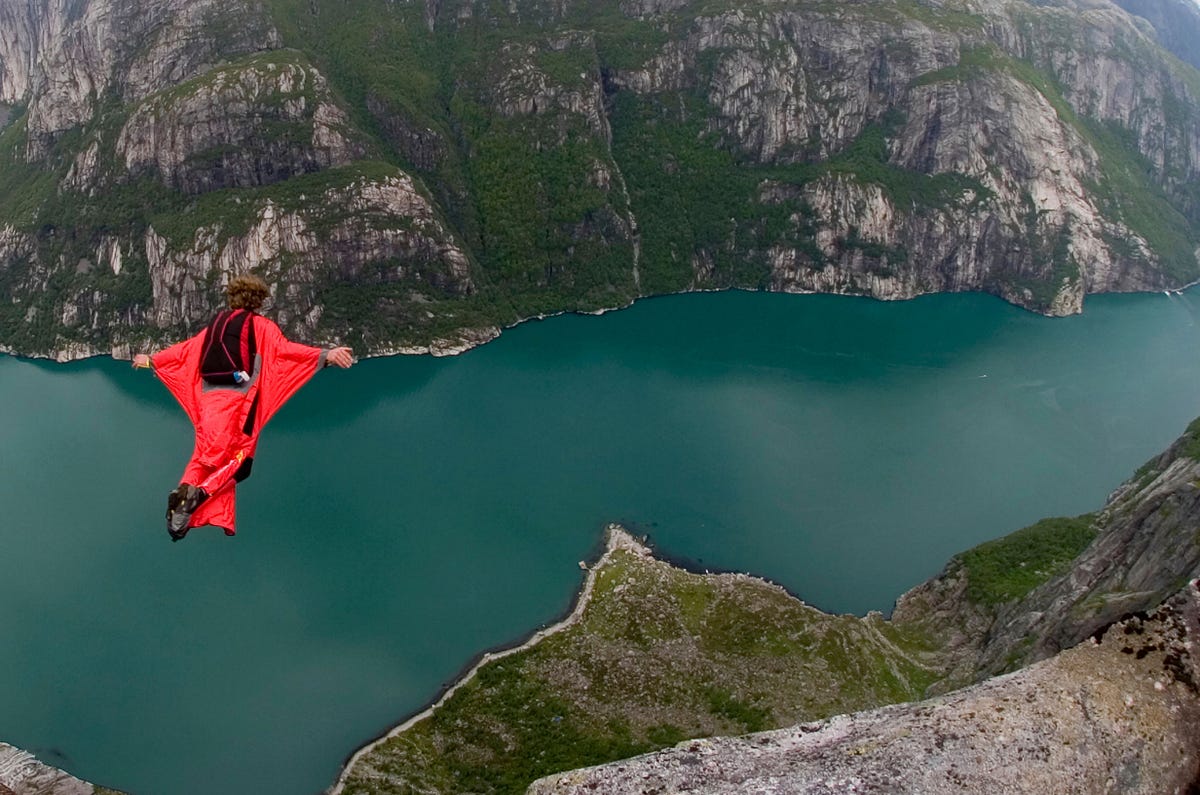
[0,744,119,795]
[529,584,1200,795]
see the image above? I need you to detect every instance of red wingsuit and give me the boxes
[151,314,329,535]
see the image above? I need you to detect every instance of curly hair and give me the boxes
[226,274,271,311]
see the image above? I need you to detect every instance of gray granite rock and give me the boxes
[0,745,99,795]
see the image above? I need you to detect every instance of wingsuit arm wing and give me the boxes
[151,334,204,425]
[251,316,326,428]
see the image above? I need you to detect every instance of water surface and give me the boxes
[2,289,1200,794]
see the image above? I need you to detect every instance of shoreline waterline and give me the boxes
[6,282,1193,365]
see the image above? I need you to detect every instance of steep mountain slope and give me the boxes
[1,0,1199,358]
[893,415,1200,691]
[1113,0,1200,71]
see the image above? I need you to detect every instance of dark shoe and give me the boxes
[166,484,208,541]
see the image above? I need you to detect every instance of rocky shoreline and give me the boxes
[8,282,1194,365]
[0,744,120,795]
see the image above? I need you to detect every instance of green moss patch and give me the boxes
[959,514,1098,605]
[1177,416,1200,462]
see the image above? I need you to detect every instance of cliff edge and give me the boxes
[530,584,1200,794]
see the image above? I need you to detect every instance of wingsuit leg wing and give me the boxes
[185,446,256,535]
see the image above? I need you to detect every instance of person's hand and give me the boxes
[132,354,152,369]
[327,347,354,369]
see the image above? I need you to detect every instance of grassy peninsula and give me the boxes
[332,526,945,794]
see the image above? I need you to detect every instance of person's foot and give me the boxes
[166,484,208,541]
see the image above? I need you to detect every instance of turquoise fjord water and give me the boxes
[3,289,1200,794]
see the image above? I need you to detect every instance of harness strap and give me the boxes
[238,314,253,379]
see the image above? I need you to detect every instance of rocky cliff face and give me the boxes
[893,417,1200,690]
[0,0,1198,358]
[1113,0,1200,71]
[613,0,1198,306]
[112,51,365,195]
[139,172,476,345]
[2,0,279,157]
